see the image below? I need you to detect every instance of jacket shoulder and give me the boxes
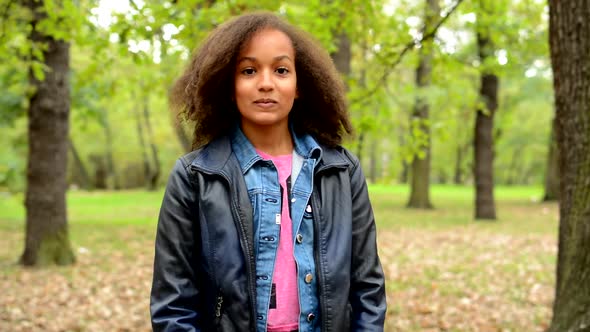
[321,145,360,171]
[178,149,204,168]
[340,146,361,169]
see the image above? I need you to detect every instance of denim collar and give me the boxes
[230,125,323,175]
[190,127,350,175]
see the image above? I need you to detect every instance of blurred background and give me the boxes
[0,0,569,331]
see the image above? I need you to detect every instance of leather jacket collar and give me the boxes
[190,133,351,176]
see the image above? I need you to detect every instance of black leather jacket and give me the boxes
[150,135,386,331]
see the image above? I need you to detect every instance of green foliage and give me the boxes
[0,118,27,192]
[0,0,554,192]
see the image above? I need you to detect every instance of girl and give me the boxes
[150,12,386,332]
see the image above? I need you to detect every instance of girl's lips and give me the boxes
[254,99,277,108]
[254,98,277,103]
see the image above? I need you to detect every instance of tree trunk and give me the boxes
[369,137,378,183]
[135,94,151,188]
[143,95,160,191]
[543,116,559,201]
[356,131,364,164]
[474,22,498,220]
[90,154,108,189]
[331,29,364,169]
[330,32,351,86]
[407,0,439,209]
[99,110,119,189]
[68,138,91,190]
[547,1,590,331]
[453,146,462,185]
[136,110,152,184]
[453,143,469,185]
[505,147,523,185]
[20,0,75,266]
[354,37,370,166]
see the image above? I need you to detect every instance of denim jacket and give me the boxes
[231,128,321,332]
[150,129,387,331]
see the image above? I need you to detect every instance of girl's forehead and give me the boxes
[239,28,294,54]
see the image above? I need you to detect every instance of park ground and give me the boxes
[0,185,557,331]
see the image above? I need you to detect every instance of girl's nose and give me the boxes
[257,70,273,91]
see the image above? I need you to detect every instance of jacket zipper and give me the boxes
[214,291,224,329]
[215,294,224,318]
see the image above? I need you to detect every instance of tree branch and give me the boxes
[350,0,465,106]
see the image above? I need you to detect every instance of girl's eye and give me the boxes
[276,67,289,75]
[241,68,255,75]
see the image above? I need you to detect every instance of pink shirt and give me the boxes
[257,150,299,332]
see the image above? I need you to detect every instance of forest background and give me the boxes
[0,0,552,194]
[3,0,583,331]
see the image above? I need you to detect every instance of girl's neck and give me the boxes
[241,122,293,156]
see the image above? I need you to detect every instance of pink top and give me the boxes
[257,150,299,332]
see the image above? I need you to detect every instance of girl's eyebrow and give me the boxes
[237,55,293,64]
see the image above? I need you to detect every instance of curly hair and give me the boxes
[170,11,353,149]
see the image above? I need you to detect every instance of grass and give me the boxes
[0,184,555,230]
[0,185,558,332]
[0,190,164,227]
[370,184,557,235]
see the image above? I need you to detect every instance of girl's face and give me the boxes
[234,28,297,132]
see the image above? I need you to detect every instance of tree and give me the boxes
[20,0,75,266]
[407,0,440,209]
[68,137,92,190]
[473,0,499,220]
[134,86,161,190]
[547,0,590,330]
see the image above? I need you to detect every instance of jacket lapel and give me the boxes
[189,136,255,258]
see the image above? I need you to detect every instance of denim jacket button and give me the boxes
[307,313,316,321]
[304,273,313,284]
[296,234,303,244]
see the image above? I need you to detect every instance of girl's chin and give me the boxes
[240,115,290,128]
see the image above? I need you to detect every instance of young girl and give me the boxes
[150,12,386,332]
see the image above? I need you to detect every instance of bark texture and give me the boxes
[21,0,75,266]
[407,0,439,209]
[548,1,590,331]
[474,25,498,220]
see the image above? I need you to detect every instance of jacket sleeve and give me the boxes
[348,157,387,331]
[150,158,202,332]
